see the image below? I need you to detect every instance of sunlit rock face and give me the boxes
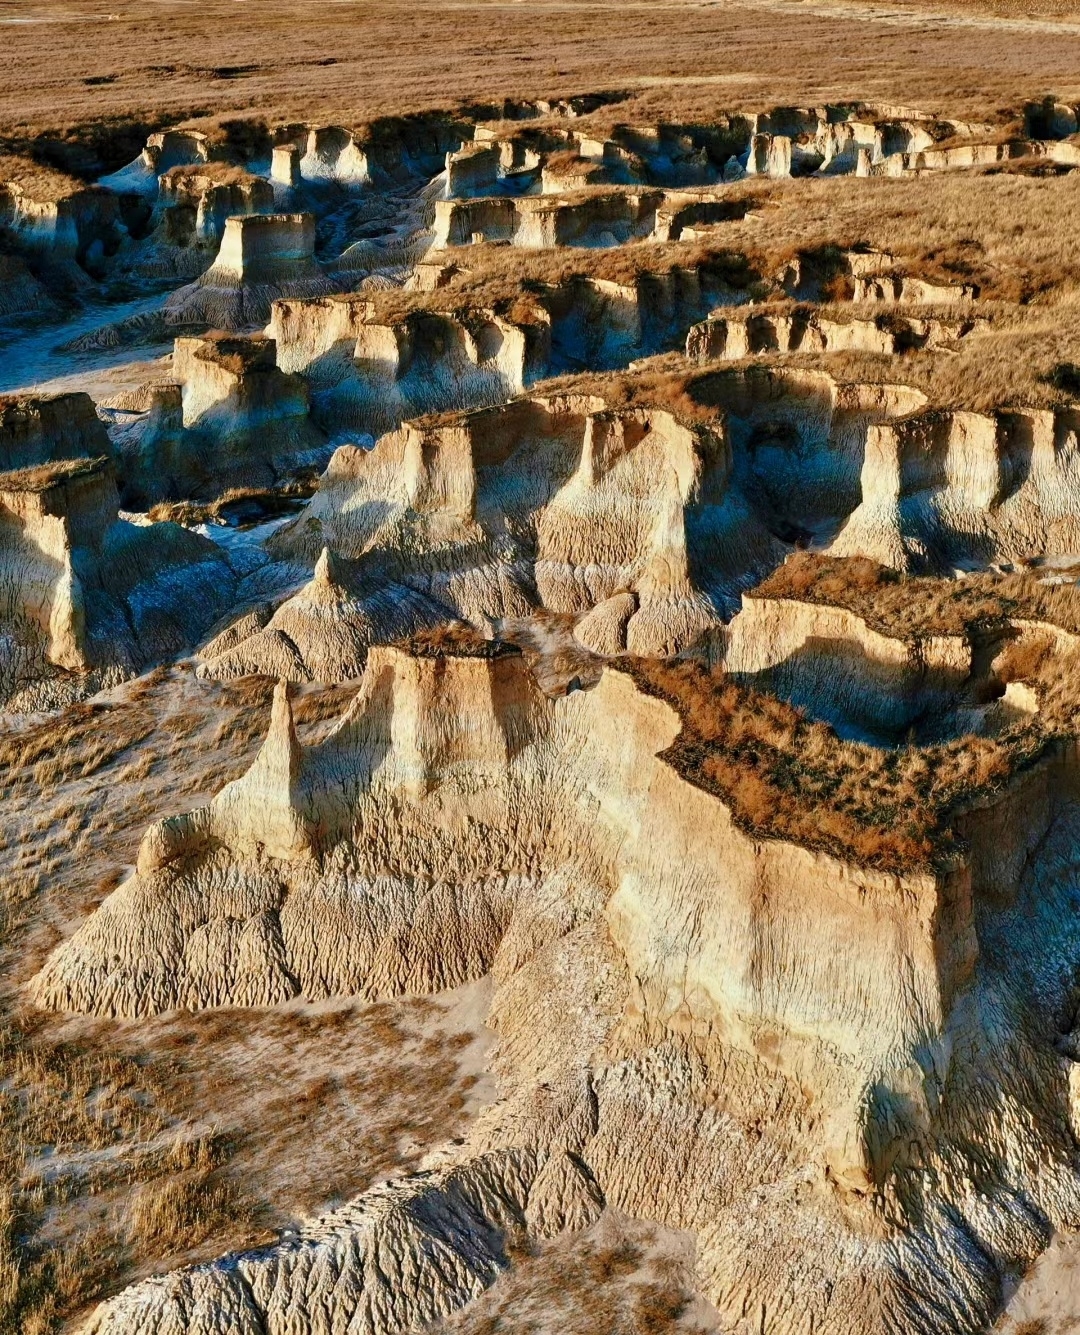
[0,456,235,709]
[166,213,339,328]
[11,81,1080,1335]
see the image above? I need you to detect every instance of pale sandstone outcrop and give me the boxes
[197,546,448,681]
[269,294,546,435]
[22,90,1080,1335]
[108,333,327,504]
[539,155,609,193]
[267,267,722,435]
[444,133,553,197]
[0,456,236,708]
[0,179,125,270]
[686,306,982,361]
[271,143,302,187]
[541,274,651,371]
[173,332,325,471]
[0,392,111,471]
[127,165,276,281]
[588,120,750,186]
[831,405,1080,570]
[650,192,748,242]
[703,366,927,539]
[431,189,663,249]
[296,115,467,187]
[196,372,927,676]
[158,168,274,242]
[741,104,992,180]
[722,593,974,739]
[853,273,979,303]
[145,129,213,173]
[165,213,339,328]
[404,259,461,292]
[39,640,1080,1335]
[235,394,777,661]
[98,128,223,201]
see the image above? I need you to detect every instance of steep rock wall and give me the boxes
[0,392,111,471]
[832,405,1080,570]
[722,593,973,739]
[37,642,1080,1335]
[0,456,237,708]
[166,213,339,328]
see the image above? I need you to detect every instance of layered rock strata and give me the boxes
[687,306,981,361]
[0,456,235,708]
[108,333,327,504]
[165,213,338,328]
[831,405,1080,570]
[37,637,1080,1335]
[200,394,781,677]
[0,392,112,471]
[267,267,719,435]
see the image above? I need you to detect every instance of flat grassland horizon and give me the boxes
[6,0,1080,159]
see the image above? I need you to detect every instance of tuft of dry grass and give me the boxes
[623,653,1031,870]
[124,1134,254,1259]
[0,153,87,201]
[399,622,520,659]
[0,702,156,794]
[753,552,1080,639]
[146,482,316,529]
[159,161,261,189]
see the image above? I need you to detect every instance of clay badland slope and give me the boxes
[32,632,1080,1335]
[10,24,1080,1334]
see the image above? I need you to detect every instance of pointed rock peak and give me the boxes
[266,678,300,765]
[314,546,339,586]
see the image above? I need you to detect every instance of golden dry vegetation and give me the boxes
[433,1213,716,1335]
[625,654,1039,871]
[753,552,1080,638]
[7,0,1080,168]
[0,667,489,1334]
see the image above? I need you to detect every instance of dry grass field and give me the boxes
[6,0,1080,165]
[0,669,492,1334]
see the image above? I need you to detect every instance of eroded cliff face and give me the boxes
[166,212,340,328]
[269,295,545,435]
[0,392,112,471]
[265,266,722,436]
[832,406,1080,570]
[195,394,781,679]
[721,593,975,741]
[37,643,1080,1335]
[431,189,664,249]
[0,179,125,271]
[0,455,238,709]
[125,165,278,282]
[686,307,981,362]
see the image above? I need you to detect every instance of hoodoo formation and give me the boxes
[9,14,1080,1334]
